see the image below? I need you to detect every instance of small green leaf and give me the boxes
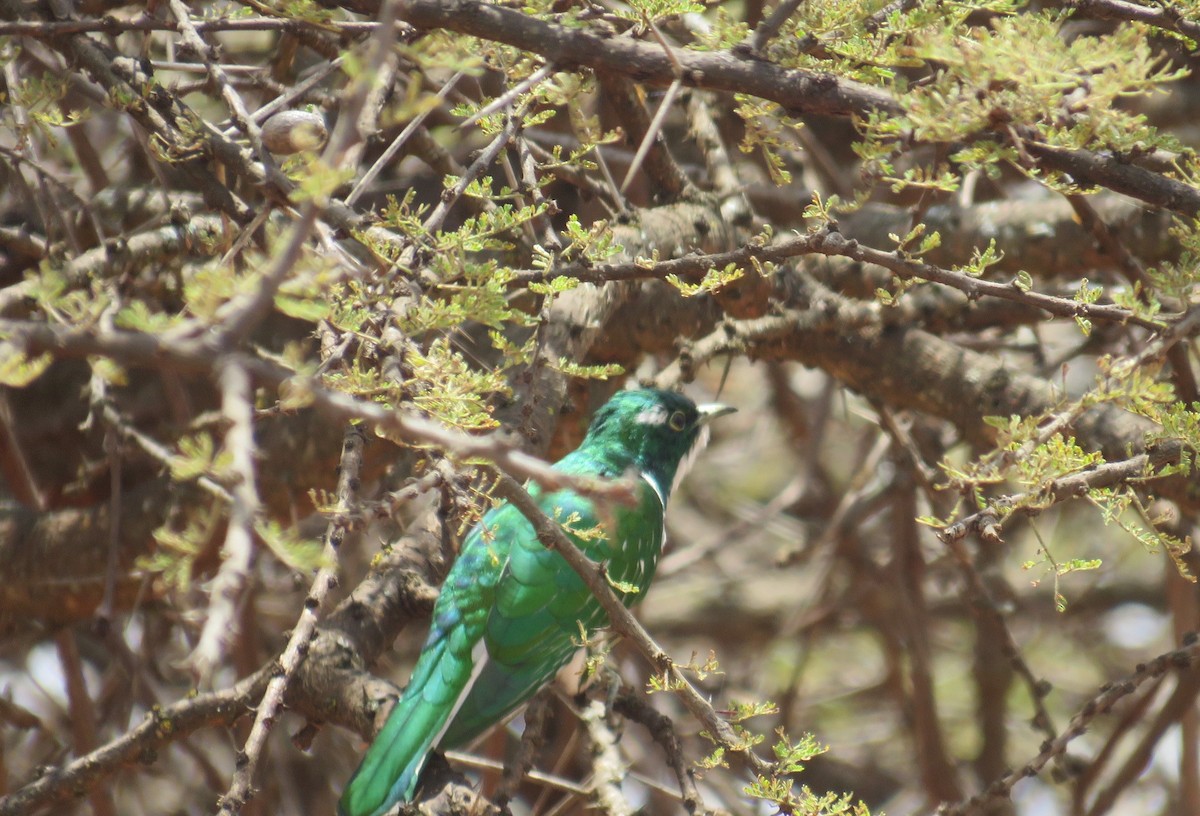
[279,377,315,410]
[90,356,128,386]
[170,433,228,482]
[606,575,640,594]
[666,263,745,297]
[551,359,624,380]
[255,520,329,572]
[275,293,330,321]
[0,348,52,387]
[528,275,581,295]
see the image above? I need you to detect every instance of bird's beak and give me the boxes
[696,403,736,424]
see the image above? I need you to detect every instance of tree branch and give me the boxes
[0,671,270,816]
[489,472,775,778]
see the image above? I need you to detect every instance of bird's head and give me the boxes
[580,388,735,502]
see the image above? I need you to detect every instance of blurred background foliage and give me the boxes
[2,1,1200,815]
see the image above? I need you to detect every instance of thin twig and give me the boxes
[1083,658,1200,816]
[612,688,704,814]
[423,113,524,235]
[188,361,261,685]
[165,0,270,162]
[579,698,633,816]
[346,71,465,206]
[1065,0,1200,40]
[508,228,1165,331]
[55,630,116,816]
[741,0,803,55]
[620,78,683,196]
[496,693,551,807]
[458,63,554,131]
[214,425,366,815]
[443,750,592,797]
[936,637,1200,816]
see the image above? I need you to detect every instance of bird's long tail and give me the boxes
[340,583,489,816]
[337,688,447,816]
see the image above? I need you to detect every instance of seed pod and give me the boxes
[261,110,328,155]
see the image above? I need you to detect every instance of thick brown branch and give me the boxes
[1066,0,1200,41]
[653,293,1200,511]
[368,0,1200,217]
[381,0,896,118]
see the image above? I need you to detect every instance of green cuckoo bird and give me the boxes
[339,388,733,816]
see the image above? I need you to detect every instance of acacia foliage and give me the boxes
[2,1,1200,815]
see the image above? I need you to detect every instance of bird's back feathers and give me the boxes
[339,389,725,816]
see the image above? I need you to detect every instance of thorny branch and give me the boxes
[214,426,366,815]
[0,673,271,815]
[379,0,1200,217]
[936,637,1200,816]
[0,319,640,507]
[513,228,1161,330]
[187,361,261,685]
[937,451,1176,549]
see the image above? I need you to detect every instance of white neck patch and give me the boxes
[641,471,666,509]
[671,425,711,496]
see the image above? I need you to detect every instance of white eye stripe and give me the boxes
[635,406,668,426]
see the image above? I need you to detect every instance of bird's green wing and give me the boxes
[337,507,509,816]
[439,481,664,748]
[341,477,664,814]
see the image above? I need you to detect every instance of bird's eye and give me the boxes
[668,410,688,431]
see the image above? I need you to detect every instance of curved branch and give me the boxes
[1066,0,1200,41]
[936,638,1200,816]
[0,320,640,506]
[382,0,896,118]
[0,671,270,816]
[371,0,1200,217]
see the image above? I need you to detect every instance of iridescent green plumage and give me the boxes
[339,389,732,816]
